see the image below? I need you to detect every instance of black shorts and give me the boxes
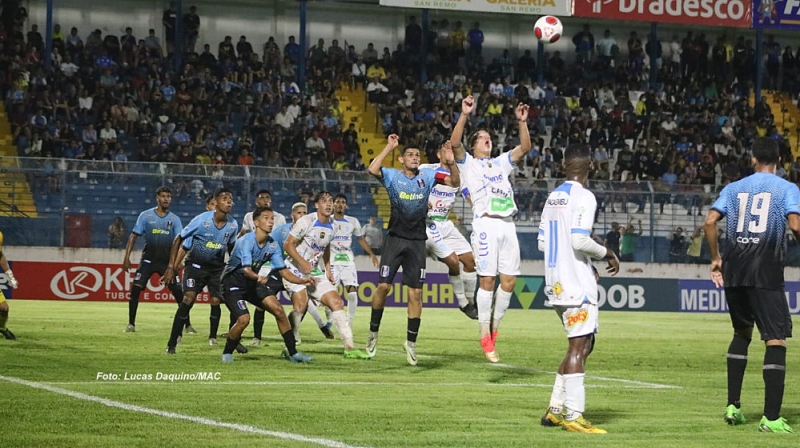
[725,287,793,341]
[133,259,179,289]
[183,263,223,299]
[378,234,426,289]
[222,272,282,319]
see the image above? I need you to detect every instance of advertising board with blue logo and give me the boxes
[679,279,800,314]
[753,0,800,29]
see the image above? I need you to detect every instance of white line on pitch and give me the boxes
[490,364,681,389]
[40,380,663,389]
[312,343,681,389]
[0,375,371,448]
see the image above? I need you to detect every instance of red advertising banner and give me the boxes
[572,0,752,28]
[11,261,211,303]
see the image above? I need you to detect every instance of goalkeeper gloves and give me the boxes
[5,270,18,289]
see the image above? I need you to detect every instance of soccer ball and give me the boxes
[534,16,563,44]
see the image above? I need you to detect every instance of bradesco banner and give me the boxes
[10,261,211,303]
[514,276,678,311]
[753,0,800,30]
[572,0,752,28]
[679,280,800,314]
[379,0,571,16]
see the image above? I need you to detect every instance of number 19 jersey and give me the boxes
[539,181,599,306]
[711,172,800,289]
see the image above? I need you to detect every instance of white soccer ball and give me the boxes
[534,15,563,44]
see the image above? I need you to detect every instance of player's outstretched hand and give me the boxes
[440,140,455,165]
[387,134,399,149]
[515,103,529,122]
[606,254,619,276]
[710,258,724,288]
[462,95,475,115]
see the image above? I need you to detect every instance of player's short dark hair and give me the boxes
[253,205,273,220]
[402,146,420,156]
[256,189,272,198]
[752,137,780,165]
[334,193,348,203]
[213,187,233,199]
[156,186,172,196]
[314,191,333,203]
[564,144,592,162]
[205,194,215,205]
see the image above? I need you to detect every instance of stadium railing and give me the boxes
[3,157,799,266]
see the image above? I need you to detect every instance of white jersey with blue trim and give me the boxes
[456,152,517,218]
[419,163,458,220]
[287,212,336,272]
[538,181,598,306]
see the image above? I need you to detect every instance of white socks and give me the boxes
[346,291,358,322]
[329,310,354,350]
[462,270,477,304]
[548,374,566,414]
[492,288,512,333]
[449,273,468,308]
[306,300,326,327]
[476,288,493,338]
[563,373,586,420]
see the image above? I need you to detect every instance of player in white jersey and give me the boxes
[282,191,371,359]
[450,96,531,363]
[537,144,619,434]
[419,143,479,320]
[331,194,379,323]
[238,189,287,238]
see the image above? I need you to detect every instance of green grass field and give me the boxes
[1,300,798,447]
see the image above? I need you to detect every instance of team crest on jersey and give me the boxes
[167,220,173,229]
[417,178,425,188]
[224,232,230,240]
[203,221,210,229]
[553,282,563,296]
[320,231,326,239]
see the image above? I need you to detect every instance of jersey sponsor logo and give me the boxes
[205,241,224,249]
[50,266,103,300]
[547,198,569,206]
[151,229,170,235]
[430,189,454,198]
[736,236,760,244]
[399,192,425,200]
[484,173,503,183]
[566,309,589,327]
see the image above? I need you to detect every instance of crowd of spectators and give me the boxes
[1,0,798,202]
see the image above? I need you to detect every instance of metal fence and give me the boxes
[2,157,799,265]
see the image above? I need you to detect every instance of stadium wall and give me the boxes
[25,0,800,66]
[2,247,800,314]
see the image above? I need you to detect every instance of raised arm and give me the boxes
[451,96,475,162]
[368,133,399,179]
[438,140,460,187]
[509,103,531,165]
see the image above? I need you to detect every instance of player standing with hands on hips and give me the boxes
[365,135,460,366]
[450,96,530,363]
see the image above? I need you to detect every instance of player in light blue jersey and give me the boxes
[220,206,314,363]
[123,186,184,333]
[705,137,800,433]
[163,188,238,355]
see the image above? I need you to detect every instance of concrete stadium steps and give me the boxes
[0,103,38,217]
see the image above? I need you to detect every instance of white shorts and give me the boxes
[425,219,472,260]
[470,216,520,276]
[553,302,599,339]
[332,262,358,288]
[282,261,337,300]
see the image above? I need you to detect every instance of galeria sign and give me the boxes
[572,0,752,28]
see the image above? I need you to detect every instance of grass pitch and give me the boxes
[1,300,798,447]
